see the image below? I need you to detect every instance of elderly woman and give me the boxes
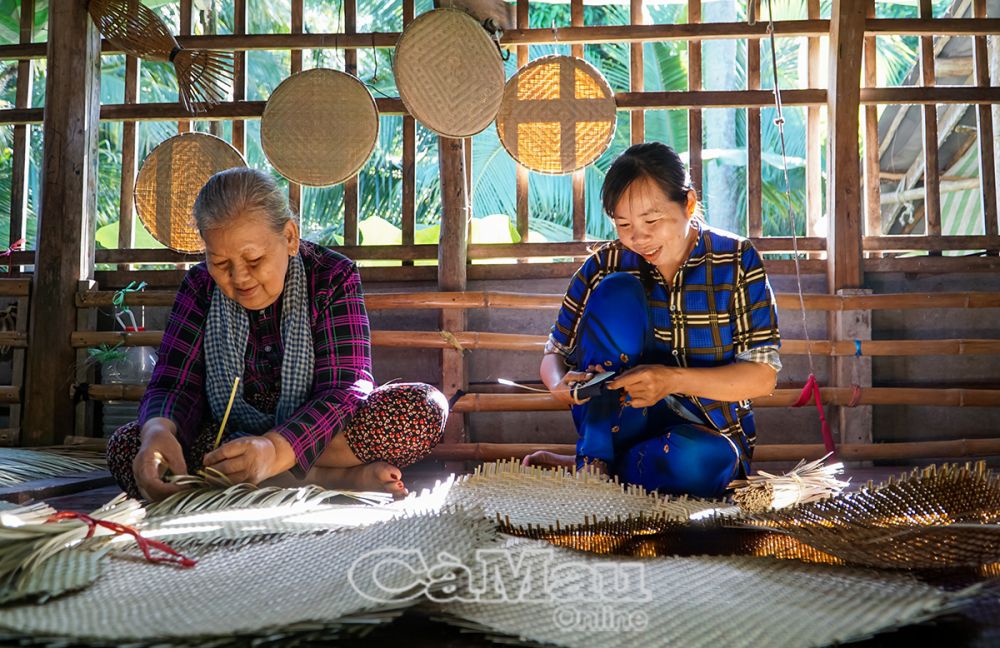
[107,167,448,502]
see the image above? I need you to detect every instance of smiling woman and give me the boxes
[528,143,782,499]
[105,168,449,502]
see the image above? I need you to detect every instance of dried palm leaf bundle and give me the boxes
[0,447,104,487]
[745,462,1000,570]
[0,495,143,605]
[87,0,233,112]
[729,454,851,514]
[443,459,732,528]
[433,538,978,648]
[0,507,498,644]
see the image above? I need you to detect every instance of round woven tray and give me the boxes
[394,7,505,138]
[496,55,617,174]
[261,68,379,187]
[133,132,246,254]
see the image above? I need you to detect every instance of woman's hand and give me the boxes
[133,418,188,502]
[550,365,608,406]
[608,365,683,408]
[203,435,287,485]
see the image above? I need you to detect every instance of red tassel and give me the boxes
[792,373,836,453]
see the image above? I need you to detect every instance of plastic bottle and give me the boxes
[103,326,158,435]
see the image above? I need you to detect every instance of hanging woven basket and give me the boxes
[260,68,379,187]
[394,7,505,138]
[496,55,617,174]
[133,133,246,254]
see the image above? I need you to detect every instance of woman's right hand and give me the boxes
[133,418,188,502]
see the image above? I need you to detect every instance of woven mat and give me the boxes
[261,68,378,187]
[434,538,976,648]
[0,508,497,643]
[442,460,729,527]
[394,7,505,137]
[496,55,616,174]
[133,132,246,253]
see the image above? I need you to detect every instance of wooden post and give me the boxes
[826,0,865,293]
[919,0,941,242]
[232,0,248,156]
[515,0,529,241]
[973,0,998,252]
[571,0,586,240]
[862,0,882,238]
[343,0,359,246]
[746,2,762,237]
[9,0,34,262]
[288,0,303,214]
[177,0,192,134]
[687,0,702,196]
[401,0,416,262]
[438,136,469,472]
[117,54,139,253]
[630,0,645,144]
[830,289,873,467]
[23,2,101,445]
[806,0,822,241]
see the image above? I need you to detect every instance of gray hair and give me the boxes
[192,167,295,233]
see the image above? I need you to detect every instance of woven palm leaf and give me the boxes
[434,538,977,648]
[88,0,234,112]
[745,462,1000,569]
[443,460,730,528]
[0,447,104,487]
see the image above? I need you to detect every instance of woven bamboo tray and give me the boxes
[496,55,617,174]
[261,68,379,187]
[133,133,246,253]
[394,7,505,138]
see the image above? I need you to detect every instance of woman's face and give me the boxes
[611,175,695,271]
[202,210,300,311]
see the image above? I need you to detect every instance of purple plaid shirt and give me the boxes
[138,240,374,477]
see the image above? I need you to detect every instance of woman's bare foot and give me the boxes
[522,450,576,468]
[312,461,409,499]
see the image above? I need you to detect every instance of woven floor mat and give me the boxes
[432,538,978,648]
[442,460,732,527]
[0,508,498,643]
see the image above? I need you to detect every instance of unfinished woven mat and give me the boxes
[134,132,246,253]
[496,55,616,174]
[744,462,1000,570]
[261,68,378,187]
[0,508,497,643]
[394,7,505,137]
[0,447,104,487]
[443,460,729,527]
[433,538,975,648]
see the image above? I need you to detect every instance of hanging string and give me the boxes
[763,0,835,453]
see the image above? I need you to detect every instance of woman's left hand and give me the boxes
[203,437,279,485]
[608,365,683,408]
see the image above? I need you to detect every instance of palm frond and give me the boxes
[0,448,105,487]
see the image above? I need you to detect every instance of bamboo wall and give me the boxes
[0,0,997,465]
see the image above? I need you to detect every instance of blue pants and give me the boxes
[570,272,741,499]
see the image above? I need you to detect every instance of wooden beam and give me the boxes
[629,0,645,144]
[287,0,302,214]
[973,0,998,248]
[862,0,881,237]
[826,0,865,292]
[687,0,702,197]
[864,17,1000,36]
[23,2,100,445]
[8,0,34,258]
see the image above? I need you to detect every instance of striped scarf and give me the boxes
[204,254,314,434]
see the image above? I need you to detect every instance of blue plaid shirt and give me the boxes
[546,223,781,463]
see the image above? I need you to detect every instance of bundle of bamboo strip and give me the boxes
[88,0,233,112]
[729,454,850,513]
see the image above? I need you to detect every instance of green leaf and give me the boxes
[95,221,167,250]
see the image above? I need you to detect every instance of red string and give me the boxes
[47,511,196,568]
[792,373,836,453]
[848,384,862,408]
[0,238,24,257]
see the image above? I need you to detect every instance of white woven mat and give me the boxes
[0,508,497,642]
[434,538,974,648]
[442,460,733,527]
